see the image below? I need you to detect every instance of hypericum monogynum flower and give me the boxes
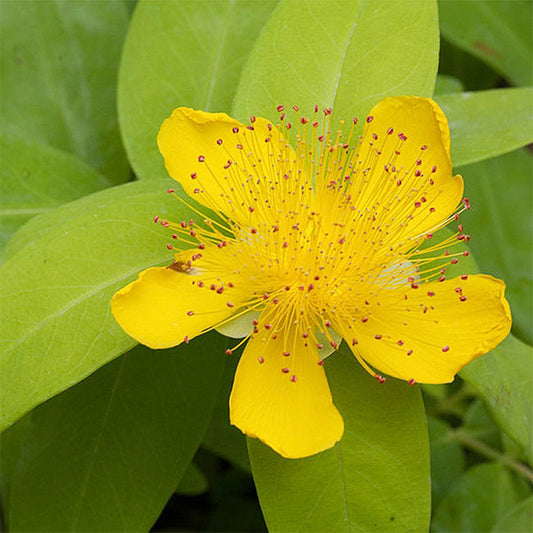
[111,96,511,458]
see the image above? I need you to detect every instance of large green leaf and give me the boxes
[232,0,438,123]
[118,0,278,181]
[435,87,533,167]
[439,0,533,87]
[0,0,130,181]
[0,179,199,431]
[458,149,532,344]
[249,345,430,532]
[461,335,533,466]
[0,134,111,249]
[491,495,533,533]
[432,462,530,532]
[1,337,225,532]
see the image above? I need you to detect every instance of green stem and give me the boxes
[452,429,533,484]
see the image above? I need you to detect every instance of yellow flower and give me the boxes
[111,97,511,459]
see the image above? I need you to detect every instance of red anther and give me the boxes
[414,201,421,208]
[248,206,254,213]
[397,179,402,186]
[374,334,382,340]
[317,343,324,350]
[264,323,271,330]
[457,234,465,241]
[366,115,374,123]
[273,298,279,304]
[216,286,224,294]
[416,159,422,166]
[282,241,288,248]
[226,302,234,308]
[184,336,189,344]
[210,284,216,290]
[427,233,433,239]
[191,253,202,261]
[250,115,256,123]
[228,282,234,288]
[330,341,338,349]
[251,228,257,234]
[427,291,435,297]
[216,138,223,146]
[387,127,394,135]
[460,295,467,302]
[317,359,324,366]
[308,283,314,291]
[465,235,471,242]
[264,137,271,143]
[252,319,259,326]
[408,277,415,283]
[408,379,416,386]
[290,375,297,382]
[325,320,332,328]
[323,107,332,115]
[258,356,265,364]
[283,351,290,357]
[445,250,450,256]
[397,340,404,346]
[180,221,187,228]
[314,104,319,113]
[362,317,368,323]
[407,350,413,356]
[398,133,407,141]
[280,113,286,120]
[276,105,285,112]
[167,188,175,194]
[281,367,290,374]
[300,117,309,124]
[318,135,325,142]
[161,220,169,227]
[438,276,446,282]
[154,215,160,223]
[272,224,279,232]
[352,338,359,345]
[312,121,319,127]
[420,196,427,202]
[421,145,428,150]
[166,243,173,250]
[430,207,436,212]
[372,133,378,140]
[292,105,299,112]
[262,293,269,300]
[225,349,233,355]
[442,346,450,352]
[198,243,205,250]
[236,143,243,149]
[284,285,290,291]
[298,285,304,291]
[224,161,232,169]
[198,155,205,162]
[455,287,462,293]
[302,332,309,339]
[461,274,469,280]
[171,234,178,239]
[339,237,345,244]
[451,258,458,264]
[431,165,437,173]
[458,224,463,232]
[463,251,470,257]
[247,125,254,130]
[411,283,419,289]
[193,188,200,193]
[352,117,358,125]
[415,170,421,177]
[232,127,239,134]
[441,268,446,274]
[197,281,204,288]
[189,230,196,237]
[187,310,194,316]
[429,179,435,185]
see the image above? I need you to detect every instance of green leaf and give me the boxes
[202,352,251,472]
[461,335,533,466]
[0,179,198,431]
[0,0,130,181]
[439,0,533,87]
[433,74,464,95]
[118,0,279,181]
[462,399,502,450]
[176,462,209,496]
[432,462,530,533]
[1,338,225,532]
[0,134,111,249]
[232,0,438,123]
[491,495,533,533]
[435,87,533,167]
[249,345,430,532]
[427,417,465,511]
[458,149,532,344]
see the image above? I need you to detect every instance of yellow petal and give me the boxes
[343,96,464,247]
[157,108,293,224]
[111,251,244,349]
[337,274,511,383]
[229,314,344,458]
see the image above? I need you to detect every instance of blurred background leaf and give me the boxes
[249,346,430,532]
[1,336,226,532]
[0,0,131,182]
[118,0,278,181]
[0,134,111,248]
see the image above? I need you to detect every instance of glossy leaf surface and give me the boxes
[1,338,225,531]
[0,179,195,430]
[118,0,278,180]
[0,0,130,181]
